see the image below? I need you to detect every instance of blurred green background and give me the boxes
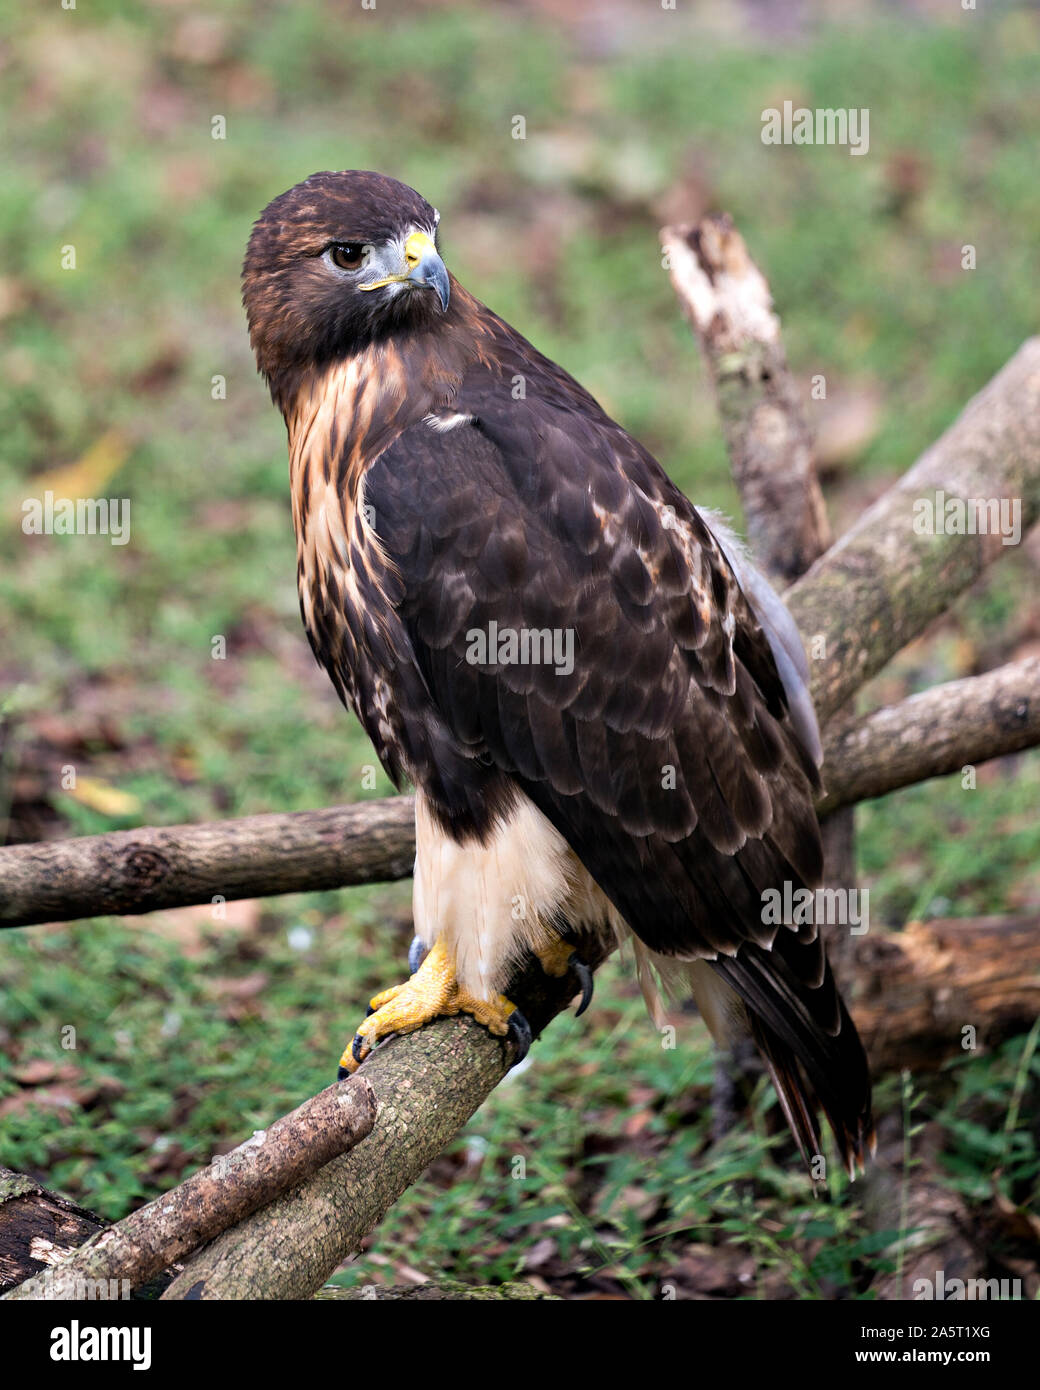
[0,0,1037,1298]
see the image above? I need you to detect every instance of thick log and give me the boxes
[849,916,1040,1073]
[3,1077,376,1300]
[0,1168,110,1296]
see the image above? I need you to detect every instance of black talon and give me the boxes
[365,1004,376,1017]
[570,955,594,1017]
[351,1033,366,1064]
[506,1009,532,1066]
[408,935,428,974]
[337,1064,350,1081]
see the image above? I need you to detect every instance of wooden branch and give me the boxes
[159,938,609,1300]
[864,1113,981,1303]
[660,209,856,962]
[787,337,1040,724]
[0,798,415,928]
[152,333,1039,1299]
[818,657,1040,815]
[3,1077,376,1300]
[661,215,832,583]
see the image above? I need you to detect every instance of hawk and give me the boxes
[242,171,873,1176]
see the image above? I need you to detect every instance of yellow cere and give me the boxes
[403,230,436,266]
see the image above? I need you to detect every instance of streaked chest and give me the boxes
[286,352,408,702]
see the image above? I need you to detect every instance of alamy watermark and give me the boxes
[912,1269,1022,1301]
[912,491,1021,546]
[465,620,575,677]
[22,491,130,546]
[50,1319,150,1371]
[761,882,869,935]
[20,1276,131,1300]
[761,101,869,156]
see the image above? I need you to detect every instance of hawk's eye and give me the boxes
[329,243,366,271]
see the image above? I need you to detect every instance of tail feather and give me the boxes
[713,929,874,1179]
[674,944,874,1180]
[749,1012,824,1174]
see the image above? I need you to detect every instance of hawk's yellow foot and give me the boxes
[337,938,531,1076]
[535,940,594,1016]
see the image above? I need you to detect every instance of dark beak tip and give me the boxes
[407,256,450,313]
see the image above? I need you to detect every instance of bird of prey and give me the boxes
[242,171,873,1176]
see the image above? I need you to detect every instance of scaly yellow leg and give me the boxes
[534,938,595,1015]
[536,938,578,978]
[338,939,530,1075]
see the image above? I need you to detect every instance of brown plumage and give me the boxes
[242,170,873,1178]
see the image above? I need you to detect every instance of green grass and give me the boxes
[1,1,1037,1297]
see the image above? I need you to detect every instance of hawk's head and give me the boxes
[242,171,450,395]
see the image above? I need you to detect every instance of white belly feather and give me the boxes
[412,788,744,1046]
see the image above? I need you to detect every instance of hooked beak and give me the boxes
[402,230,450,312]
[359,230,450,312]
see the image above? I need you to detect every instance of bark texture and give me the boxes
[7,643,1039,941]
[849,916,1040,1073]
[0,798,415,928]
[787,338,1040,725]
[661,215,832,583]
[818,657,1040,815]
[3,1078,375,1300]
[158,936,607,1300]
[0,1168,110,1296]
[661,213,855,1098]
